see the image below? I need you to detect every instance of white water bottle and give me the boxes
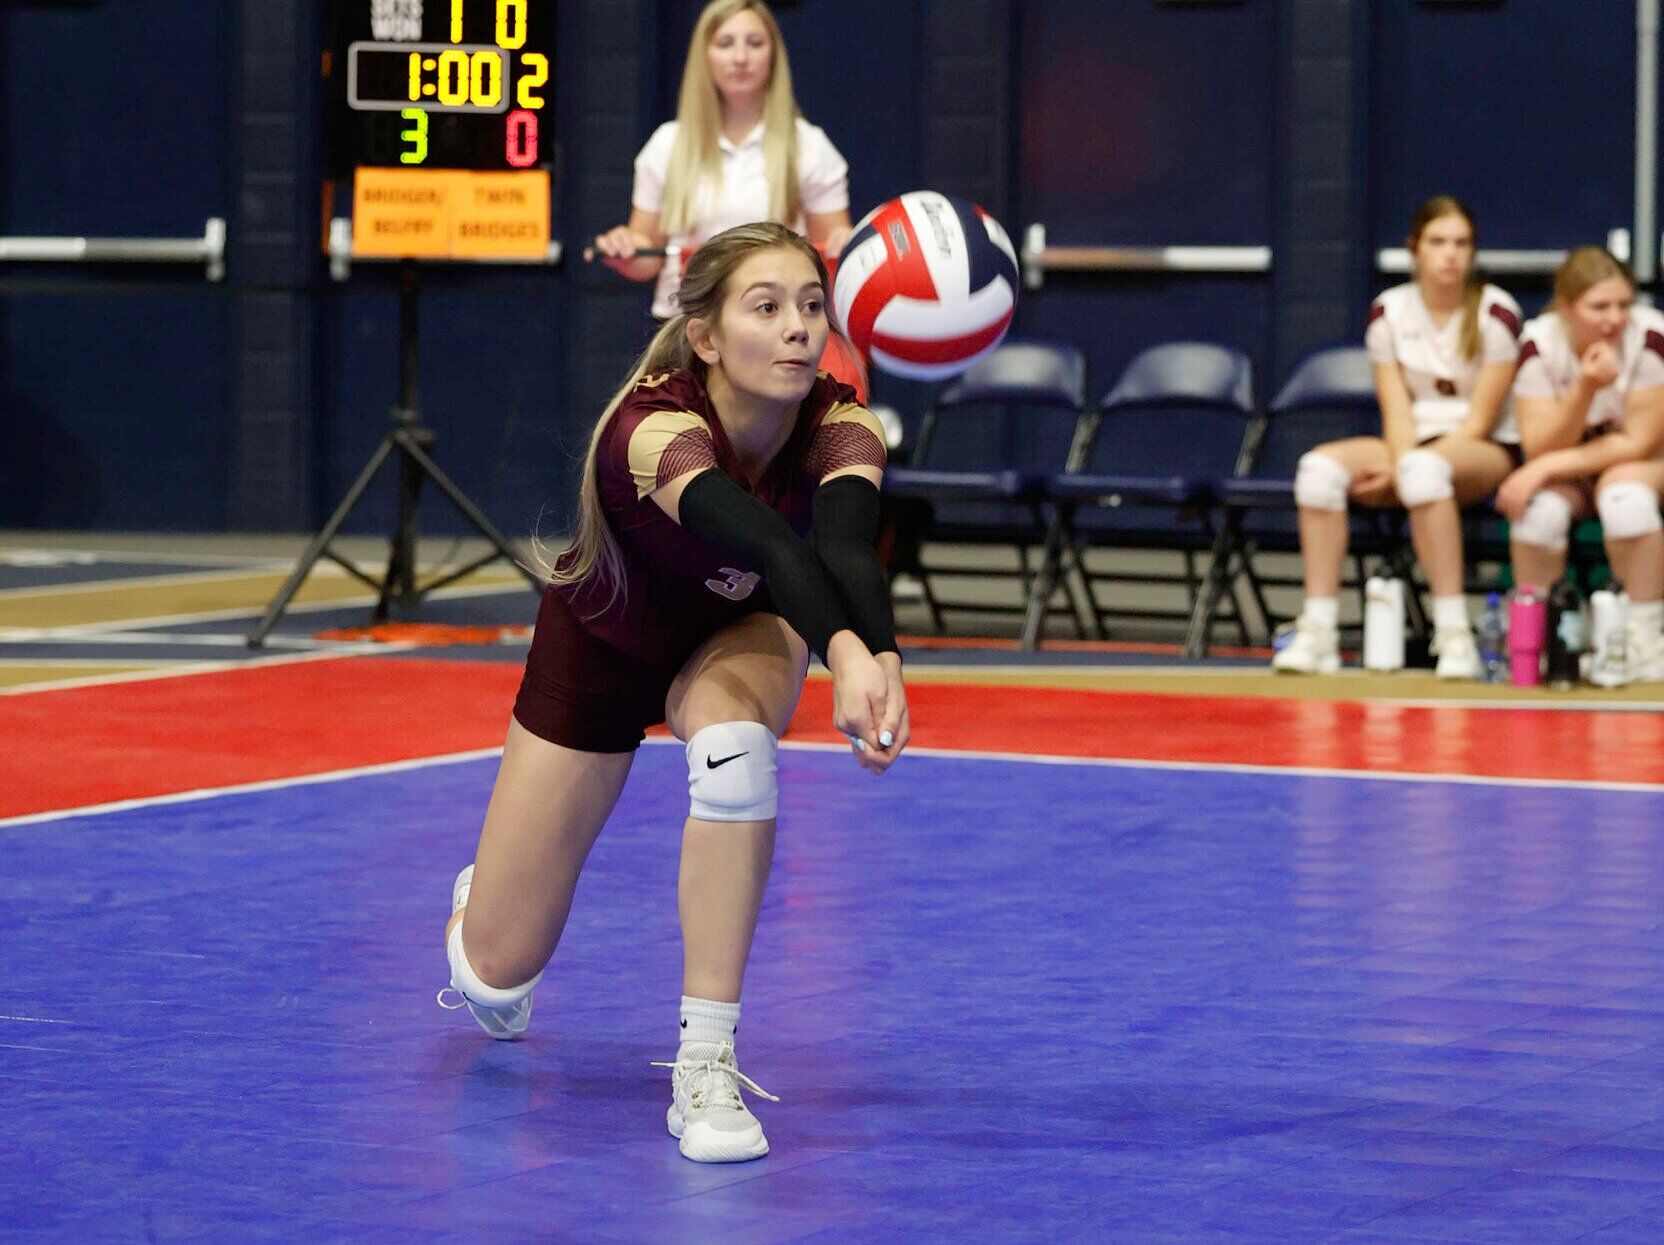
[1363,575,1406,671]
[1588,584,1627,672]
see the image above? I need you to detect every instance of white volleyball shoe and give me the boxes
[651,1043,778,1163]
[437,864,535,1040]
[1271,614,1341,674]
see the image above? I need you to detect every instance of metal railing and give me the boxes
[1377,229,1641,278]
[1375,247,1569,277]
[0,217,226,281]
[1021,224,1271,290]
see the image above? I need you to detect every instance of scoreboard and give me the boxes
[325,0,556,174]
[324,1,556,261]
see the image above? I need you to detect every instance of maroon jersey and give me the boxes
[554,368,887,660]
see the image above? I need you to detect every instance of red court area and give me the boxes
[2,657,1659,819]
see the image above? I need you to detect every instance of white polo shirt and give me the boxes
[1513,306,1664,434]
[631,117,850,319]
[1365,282,1524,443]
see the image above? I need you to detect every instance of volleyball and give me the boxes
[832,191,1020,381]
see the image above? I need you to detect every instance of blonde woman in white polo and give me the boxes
[593,0,853,319]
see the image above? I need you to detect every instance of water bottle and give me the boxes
[1587,581,1626,678]
[1476,592,1508,684]
[1363,575,1406,671]
[1545,579,1584,690]
[1508,584,1547,686]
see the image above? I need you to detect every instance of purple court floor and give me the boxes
[5,747,1664,1242]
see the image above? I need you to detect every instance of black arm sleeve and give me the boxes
[676,468,854,662]
[810,475,898,656]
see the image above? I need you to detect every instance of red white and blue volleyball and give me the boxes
[833,191,1019,381]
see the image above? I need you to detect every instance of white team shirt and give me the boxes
[631,117,850,319]
[1365,282,1524,443]
[1513,305,1664,434]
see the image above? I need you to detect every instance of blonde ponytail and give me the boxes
[1458,278,1484,363]
[544,318,698,601]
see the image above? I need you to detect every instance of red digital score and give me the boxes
[506,109,538,168]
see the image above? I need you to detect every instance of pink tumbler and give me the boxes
[1508,585,1547,686]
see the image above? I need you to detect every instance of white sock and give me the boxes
[1432,595,1469,631]
[1303,597,1339,628]
[679,995,739,1062]
[1632,600,1664,632]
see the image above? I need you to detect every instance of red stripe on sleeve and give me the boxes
[1367,302,1386,325]
[1517,340,1541,365]
[1646,329,1664,361]
[656,427,719,490]
[1488,303,1522,338]
[806,422,887,482]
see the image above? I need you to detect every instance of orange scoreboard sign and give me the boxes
[352,169,549,259]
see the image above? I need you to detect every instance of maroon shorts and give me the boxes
[512,588,682,753]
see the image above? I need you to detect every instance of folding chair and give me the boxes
[1020,342,1256,651]
[883,341,1090,633]
[1191,344,1425,654]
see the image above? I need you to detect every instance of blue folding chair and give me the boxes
[883,340,1090,633]
[1020,342,1256,651]
[1194,344,1424,651]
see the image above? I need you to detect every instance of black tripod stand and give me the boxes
[248,260,541,648]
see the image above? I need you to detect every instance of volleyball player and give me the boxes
[439,223,906,1163]
[1497,246,1664,686]
[1274,197,1523,678]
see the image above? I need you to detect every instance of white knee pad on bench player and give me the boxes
[687,720,778,822]
[1597,480,1663,539]
[1395,449,1454,508]
[1514,489,1573,551]
[1294,452,1351,512]
[447,922,542,1011]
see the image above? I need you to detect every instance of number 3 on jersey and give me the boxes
[705,568,760,601]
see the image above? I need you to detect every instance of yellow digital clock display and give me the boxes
[347,43,550,115]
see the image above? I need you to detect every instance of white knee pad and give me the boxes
[687,720,778,822]
[1597,480,1663,540]
[1394,449,1454,509]
[1293,452,1351,512]
[1513,489,1574,551]
[447,922,542,1011]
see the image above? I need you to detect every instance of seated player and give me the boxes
[1497,246,1664,686]
[1274,197,1522,678]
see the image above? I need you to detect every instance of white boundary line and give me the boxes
[0,646,388,696]
[0,564,308,601]
[0,631,363,650]
[4,735,1659,830]
[0,747,504,828]
[2,576,531,639]
[898,663,1263,676]
[893,666,1664,711]
[0,548,297,571]
[1355,694,1664,712]
[0,658,171,669]
[869,741,1664,794]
